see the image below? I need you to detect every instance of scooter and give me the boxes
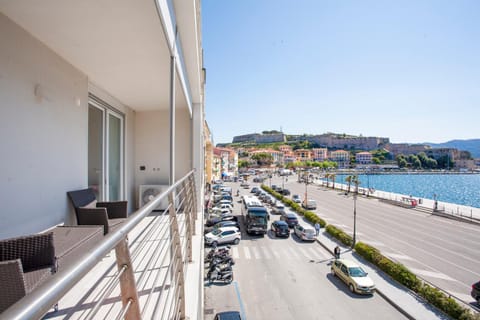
[208,254,235,267]
[207,264,233,284]
[205,245,230,262]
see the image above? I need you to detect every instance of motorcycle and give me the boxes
[207,263,234,284]
[205,246,230,263]
[207,254,235,267]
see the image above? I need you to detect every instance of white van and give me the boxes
[302,199,317,210]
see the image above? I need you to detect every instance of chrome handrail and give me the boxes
[0,170,197,320]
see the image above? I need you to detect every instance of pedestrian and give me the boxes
[314,222,320,236]
[334,246,341,259]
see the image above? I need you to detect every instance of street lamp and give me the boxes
[352,175,360,248]
[352,193,357,248]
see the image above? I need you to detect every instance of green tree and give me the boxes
[251,153,274,166]
[238,160,249,168]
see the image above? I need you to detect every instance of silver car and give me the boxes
[205,226,241,247]
[293,225,316,241]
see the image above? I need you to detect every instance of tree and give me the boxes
[238,160,249,168]
[346,175,353,193]
[251,153,273,166]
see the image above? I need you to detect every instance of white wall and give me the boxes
[0,14,139,239]
[0,13,88,238]
[134,108,193,209]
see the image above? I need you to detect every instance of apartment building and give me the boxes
[311,148,328,162]
[330,150,350,167]
[356,151,373,164]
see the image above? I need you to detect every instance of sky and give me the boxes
[201,0,480,145]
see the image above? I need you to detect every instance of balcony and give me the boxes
[0,171,202,320]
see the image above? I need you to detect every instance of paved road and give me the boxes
[270,176,480,307]
[204,185,407,320]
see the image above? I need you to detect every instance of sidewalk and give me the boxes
[315,228,449,320]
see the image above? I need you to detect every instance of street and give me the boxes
[204,182,408,319]
[270,175,480,307]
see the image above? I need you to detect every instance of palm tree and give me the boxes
[331,173,336,190]
[345,175,353,193]
[352,175,361,193]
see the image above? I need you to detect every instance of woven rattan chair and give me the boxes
[0,232,55,313]
[67,188,127,235]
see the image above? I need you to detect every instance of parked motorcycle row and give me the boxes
[205,244,235,284]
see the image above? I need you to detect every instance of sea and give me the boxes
[334,173,480,209]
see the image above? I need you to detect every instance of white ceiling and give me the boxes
[0,0,200,111]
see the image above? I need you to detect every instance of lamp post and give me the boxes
[352,175,360,248]
[352,192,357,248]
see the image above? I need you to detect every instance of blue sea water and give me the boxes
[334,174,480,208]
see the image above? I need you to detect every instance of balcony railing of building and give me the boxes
[0,170,198,320]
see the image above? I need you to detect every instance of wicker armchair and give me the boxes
[67,188,127,235]
[0,232,55,313]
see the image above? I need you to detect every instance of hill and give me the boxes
[426,139,480,158]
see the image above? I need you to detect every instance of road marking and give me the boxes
[233,281,247,320]
[384,252,414,261]
[271,248,281,259]
[408,268,456,281]
[287,247,300,259]
[251,246,261,259]
[363,240,386,247]
[243,246,251,259]
[260,246,272,259]
[231,247,239,259]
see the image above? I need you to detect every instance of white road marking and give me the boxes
[286,246,300,259]
[251,246,261,259]
[384,252,414,261]
[231,247,239,259]
[243,246,251,259]
[408,268,456,281]
[260,246,272,259]
[271,248,281,259]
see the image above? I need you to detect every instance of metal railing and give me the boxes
[0,170,198,320]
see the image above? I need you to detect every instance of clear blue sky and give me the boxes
[201,0,480,145]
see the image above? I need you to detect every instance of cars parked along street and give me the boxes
[271,220,290,238]
[331,259,375,294]
[280,213,299,228]
[205,226,241,247]
[293,224,316,241]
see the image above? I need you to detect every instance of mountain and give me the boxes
[425,139,480,158]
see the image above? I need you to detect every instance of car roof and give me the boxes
[286,213,297,218]
[218,226,240,232]
[336,259,361,268]
[275,220,288,226]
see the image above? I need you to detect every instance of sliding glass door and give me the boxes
[88,101,124,201]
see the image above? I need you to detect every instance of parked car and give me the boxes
[204,220,240,235]
[472,280,480,304]
[214,311,242,320]
[240,182,250,189]
[281,189,290,196]
[205,226,241,247]
[205,215,238,227]
[292,194,301,203]
[215,203,233,212]
[271,203,286,215]
[302,199,317,210]
[250,187,259,193]
[271,220,290,238]
[293,224,316,241]
[280,213,299,228]
[331,259,375,294]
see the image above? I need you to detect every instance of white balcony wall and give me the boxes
[0,13,140,239]
[0,13,88,238]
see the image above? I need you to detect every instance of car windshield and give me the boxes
[349,267,367,277]
[211,229,222,236]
